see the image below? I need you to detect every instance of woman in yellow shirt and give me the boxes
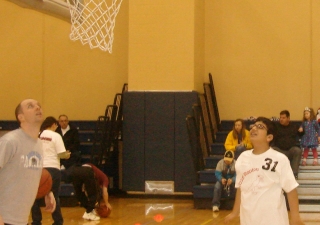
[224,119,252,159]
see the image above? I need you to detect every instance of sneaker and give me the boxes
[83,212,89,220]
[83,210,100,221]
[212,206,219,212]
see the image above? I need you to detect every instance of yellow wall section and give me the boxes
[311,1,320,111]
[0,2,44,119]
[128,0,196,91]
[194,0,205,93]
[205,0,315,119]
[0,0,128,120]
[1,0,320,120]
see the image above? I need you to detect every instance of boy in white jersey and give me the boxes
[224,117,304,225]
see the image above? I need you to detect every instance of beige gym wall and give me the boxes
[205,0,320,120]
[1,0,320,121]
[0,0,128,120]
[312,1,320,116]
[128,0,204,91]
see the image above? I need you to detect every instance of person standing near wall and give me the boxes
[56,114,80,181]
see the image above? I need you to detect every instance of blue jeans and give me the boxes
[31,167,63,225]
[212,180,235,207]
[212,181,223,207]
[235,145,246,160]
[272,146,302,175]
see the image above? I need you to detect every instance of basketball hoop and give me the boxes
[66,0,123,53]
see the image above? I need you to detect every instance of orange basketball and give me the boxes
[36,168,52,199]
[96,202,112,218]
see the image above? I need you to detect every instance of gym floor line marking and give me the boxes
[200,219,213,225]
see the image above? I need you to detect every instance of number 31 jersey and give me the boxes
[235,148,298,225]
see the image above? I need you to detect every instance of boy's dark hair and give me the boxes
[255,116,275,136]
[255,117,275,146]
[280,110,290,118]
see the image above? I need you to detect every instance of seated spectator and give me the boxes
[272,110,302,178]
[56,114,80,182]
[224,119,252,159]
[212,150,236,212]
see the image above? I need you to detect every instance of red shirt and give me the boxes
[85,163,109,187]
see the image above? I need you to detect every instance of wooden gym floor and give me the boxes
[28,195,320,225]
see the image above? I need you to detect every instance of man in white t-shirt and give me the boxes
[224,117,304,225]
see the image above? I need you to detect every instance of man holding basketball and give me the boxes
[0,99,56,225]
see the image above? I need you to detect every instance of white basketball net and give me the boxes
[66,0,123,53]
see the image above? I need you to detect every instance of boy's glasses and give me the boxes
[250,123,267,130]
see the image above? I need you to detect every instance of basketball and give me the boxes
[96,202,112,218]
[36,168,52,199]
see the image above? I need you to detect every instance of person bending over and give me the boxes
[71,163,112,221]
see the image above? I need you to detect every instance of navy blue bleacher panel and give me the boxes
[193,198,212,209]
[205,156,221,169]
[122,91,200,193]
[70,121,96,131]
[210,143,226,155]
[215,131,229,143]
[59,184,78,207]
[220,120,234,131]
[79,143,93,155]
[221,120,254,131]
[198,170,217,183]
[193,185,214,198]
[60,183,75,197]
[80,156,91,164]
[221,120,253,131]
[0,121,19,130]
[145,92,175,181]
[174,92,198,192]
[122,92,145,192]
[78,131,95,142]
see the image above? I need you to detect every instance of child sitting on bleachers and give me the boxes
[212,150,236,212]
